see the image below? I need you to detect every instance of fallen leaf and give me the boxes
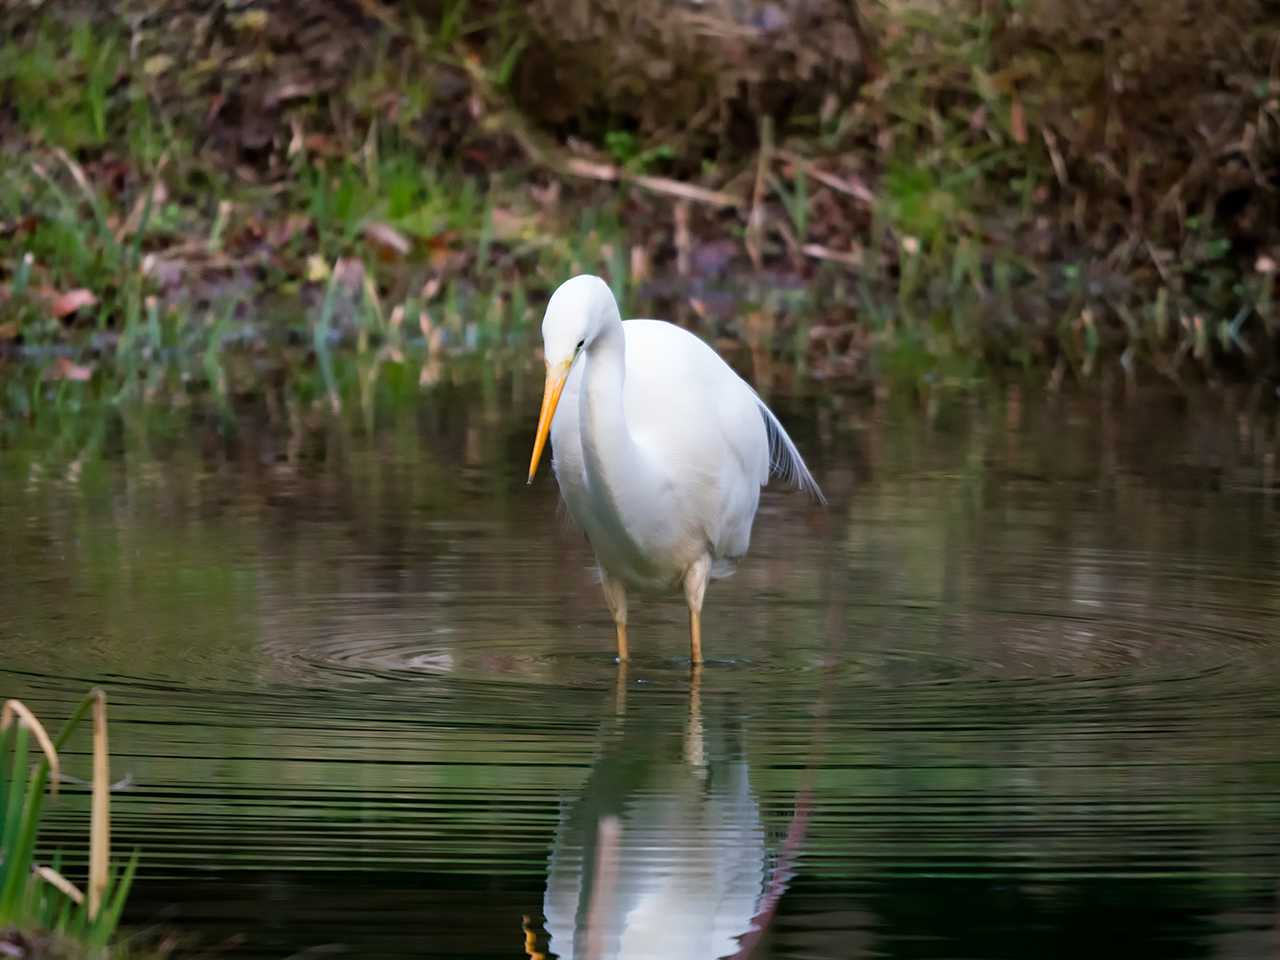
[303,134,344,158]
[267,213,312,248]
[490,208,536,241]
[143,54,174,77]
[266,79,323,106]
[49,289,97,319]
[1010,95,1028,144]
[0,215,37,237]
[306,255,330,283]
[44,357,94,382]
[232,9,268,30]
[363,221,410,257]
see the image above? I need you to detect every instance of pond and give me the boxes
[2,382,1279,958]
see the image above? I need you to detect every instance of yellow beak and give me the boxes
[527,363,569,483]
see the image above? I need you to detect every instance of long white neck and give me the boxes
[579,318,665,529]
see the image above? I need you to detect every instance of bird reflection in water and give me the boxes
[524,668,785,960]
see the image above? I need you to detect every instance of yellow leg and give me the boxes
[601,572,629,662]
[689,607,703,666]
[683,555,710,666]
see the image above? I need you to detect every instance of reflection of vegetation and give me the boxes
[1,692,137,955]
[2,387,1279,953]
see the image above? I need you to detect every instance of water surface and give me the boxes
[2,385,1280,958]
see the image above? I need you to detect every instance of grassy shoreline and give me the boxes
[2,0,1278,431]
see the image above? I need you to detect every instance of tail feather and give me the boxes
[756,399,826,504]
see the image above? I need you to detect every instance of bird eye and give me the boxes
[575,339,585,352]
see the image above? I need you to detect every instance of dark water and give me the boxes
[3,384,1280,959]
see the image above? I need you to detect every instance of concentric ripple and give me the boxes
[3,393,1280,958]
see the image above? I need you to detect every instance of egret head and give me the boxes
[528,276,620,483]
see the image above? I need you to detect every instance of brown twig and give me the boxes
[802,243,864,269]
[776,149,875,206]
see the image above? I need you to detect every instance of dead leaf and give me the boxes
[49,289,97,319]
[303,134,344,158]
[802,243,863,268]
[363,221,410,257]
[424,233,459,269]
[1010,96,1028,145]
[0,215,37,237]
[490,208,536,241]
[232,9,268,30]
[143,54,174,77]
[266,79,323,107]
[44,357,94,382]
[0,322,18,340]
[267,214,311,248]
[306,255,330,283]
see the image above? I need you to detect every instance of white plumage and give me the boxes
[528,275,823,663]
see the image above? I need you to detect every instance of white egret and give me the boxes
[527,275,824,664]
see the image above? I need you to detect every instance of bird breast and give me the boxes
[549,320,769,590]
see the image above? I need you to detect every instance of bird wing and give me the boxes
[621,320,819,565]
[621,319,822,498]
[552,319,821,574]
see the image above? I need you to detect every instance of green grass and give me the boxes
[1,691,138,953]
[1,0,1274,436]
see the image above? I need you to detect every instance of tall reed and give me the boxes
[0,690,137,951]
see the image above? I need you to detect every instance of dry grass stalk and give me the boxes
[0,700,60,797]
[88,690,109,920]
[775,149,875,205]
[33,866,84,905]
